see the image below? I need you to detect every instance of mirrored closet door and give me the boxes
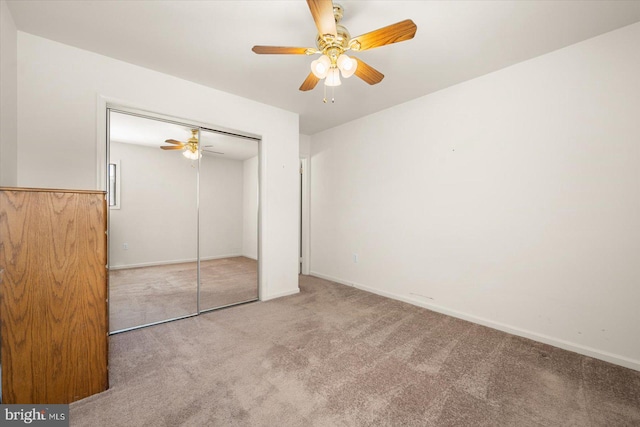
[107,110,259,333]
[198,130,259,311]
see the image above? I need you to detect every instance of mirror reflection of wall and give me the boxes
[107,110,259,333]
[199,130,259,311]
[108,112,198,332]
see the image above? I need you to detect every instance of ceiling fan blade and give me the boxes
[299,72,320,91]
[353,57,384,85]
[252,46,312,55]
[307,0,337,38]
[164,139,184,145]
[350,19,417,51]
[160,145,185,150]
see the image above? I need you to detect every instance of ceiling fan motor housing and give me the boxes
[316,19,351,68]
[187,129,199,153]
[315,3,349,66]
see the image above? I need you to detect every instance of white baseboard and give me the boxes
[262,288,300,301]
[201,254,245,262]
[109,253,243,270]
[309,271,640,372]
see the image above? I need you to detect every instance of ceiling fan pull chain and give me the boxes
[323,84,327,103]
[332,85,335,104]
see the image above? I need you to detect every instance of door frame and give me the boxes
[99,101,262,334]
[300,157,310,275]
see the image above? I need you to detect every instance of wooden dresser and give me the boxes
[0,187,108,404]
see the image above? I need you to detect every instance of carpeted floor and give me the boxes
[72,275,640,426]
[109,257,258,331]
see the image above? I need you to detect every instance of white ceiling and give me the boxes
[109,111,258,161]
[7,1,640,134]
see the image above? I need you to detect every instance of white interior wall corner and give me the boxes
[309,22,640,370]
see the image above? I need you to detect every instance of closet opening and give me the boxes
[106,108,261,334]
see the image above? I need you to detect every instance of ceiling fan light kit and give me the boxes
[310,55,331,78]
[311,53,356,80]
[325,68,341,87]
[336,54,356,78]
[182,148,202,160]
[252,0,417,102]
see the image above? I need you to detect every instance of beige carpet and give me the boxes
[73,275,640,426]
[109,257,258,331]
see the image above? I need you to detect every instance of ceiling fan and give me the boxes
[160,129,223,159]
[252,0,417,100]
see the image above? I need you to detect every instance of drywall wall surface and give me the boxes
[310,23,640,369]
[17,32,299,299]
[108,141,199,268]
[200,153,245,260]
[0,0,17,186]
[243,155,259,260]
[108,142,244,268]
[300,134,311,158]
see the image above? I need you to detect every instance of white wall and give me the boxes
[200,153,244,260]
[17,32,299,300]
[309,23,640,370]
[109,141,198,268]
[0,0,17,186]
[242,155,258,260]
[299,134,311,158]
[109,142,245,269]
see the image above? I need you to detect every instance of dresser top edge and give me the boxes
[0,187,106,195]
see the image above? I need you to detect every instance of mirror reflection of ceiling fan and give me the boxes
[160,129,224,159]
[252,0,417,101]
